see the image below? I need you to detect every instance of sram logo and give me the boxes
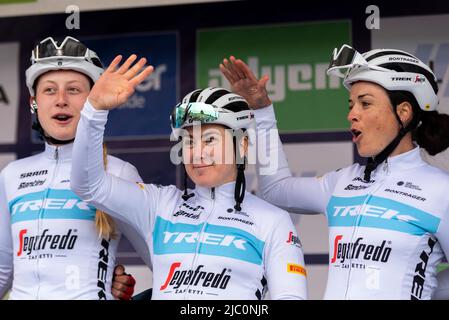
[163,231,247,250]
[11,198,90,215]
[332,204,418,222]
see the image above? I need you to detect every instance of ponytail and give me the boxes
[387,90,449,156]
[95,143,117,239]
[415,111,449,155]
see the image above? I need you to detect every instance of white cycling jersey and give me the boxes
[0,142,150,299]
[254,105,449,300]
[70,101,308,300]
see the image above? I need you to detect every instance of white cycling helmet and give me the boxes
[171,87,254,211]
[26,36,104,102]
[327,44,439,182]
[171,87,255,139]
[327,44,438,111]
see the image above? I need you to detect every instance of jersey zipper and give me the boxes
[184,187,216,299]
[36,146,60,299]
[343,160,389,299]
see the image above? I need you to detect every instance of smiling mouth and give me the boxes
[193,164,213,169]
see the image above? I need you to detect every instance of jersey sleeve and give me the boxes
[254,105,339,214]
[263,209,307,300]
[0,169,13,297]
[71,100,160,242]
[115,161,152,269]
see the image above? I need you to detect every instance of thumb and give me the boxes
[259,75,269,88]
[114,264,125,276]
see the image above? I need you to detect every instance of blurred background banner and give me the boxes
[197,21,351,132]
[83,33,179,139]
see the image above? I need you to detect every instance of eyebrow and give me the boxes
[348,93,375,103]
[41,80,83,85]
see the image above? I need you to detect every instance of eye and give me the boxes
[68,87,81,93]
[43,87,56,94]
[361,101,371,108]
[183,137,194,148]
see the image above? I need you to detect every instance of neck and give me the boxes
[388,133,415,158]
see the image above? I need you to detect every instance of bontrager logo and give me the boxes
[388,56,419,63]
[160,262,231,291]
[331,235,392,264]
[163,231,247,250]
[332,204,419,222]
[17,228,78,257]
[20,170,48,179]
[11,198,90,215]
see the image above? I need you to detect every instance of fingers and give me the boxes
[220,61,237,84]
[227,56,245,79]
[129,65,154,88]
[116,54,138,75]
[124,57,148,80]
[234,58,258,82]
[105,55,123,73]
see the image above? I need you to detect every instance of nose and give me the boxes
[55,90,68,108]
[347,105,360,123]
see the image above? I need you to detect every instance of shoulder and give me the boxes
[1,153,43,177]
[105,155,141,181]
[244,191,292,222]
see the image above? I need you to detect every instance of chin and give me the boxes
[356,146,378,158]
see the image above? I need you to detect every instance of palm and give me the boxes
[220,56,271,109]
[89,55,154,110]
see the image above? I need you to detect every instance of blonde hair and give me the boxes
[95,143,117,239]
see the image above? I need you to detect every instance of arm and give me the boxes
[264,210,307,300]
[0,170,13,298]
[71,54,156,236]
[220,56,338,214]
[115,162,152,268]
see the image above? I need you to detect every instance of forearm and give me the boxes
[255,105,325,214]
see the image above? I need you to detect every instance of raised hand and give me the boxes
[220,56,272,110]
[88,54,154,110]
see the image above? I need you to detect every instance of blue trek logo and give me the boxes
[9,189,95,224]
[327,195,440,235]
[153,217,264,265]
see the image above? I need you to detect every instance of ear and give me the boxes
[238,135,248,158]
[29,96,37,113]
[396,101,413,126]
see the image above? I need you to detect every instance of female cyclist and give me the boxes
[220,46,449,299]
[69,54,308,299]
[0,37,149,299]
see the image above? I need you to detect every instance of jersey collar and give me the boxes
[378,146,426,174]
[195,181,236,201]
[44,142,73,160]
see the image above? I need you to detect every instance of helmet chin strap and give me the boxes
[363,107,412,182]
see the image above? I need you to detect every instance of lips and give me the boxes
[351,128,362,143]
[193,164,213,169]
[52,113,74,125]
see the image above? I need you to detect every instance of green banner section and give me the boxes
[197,21,351,133]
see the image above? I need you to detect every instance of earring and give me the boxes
[30,100,38,114]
